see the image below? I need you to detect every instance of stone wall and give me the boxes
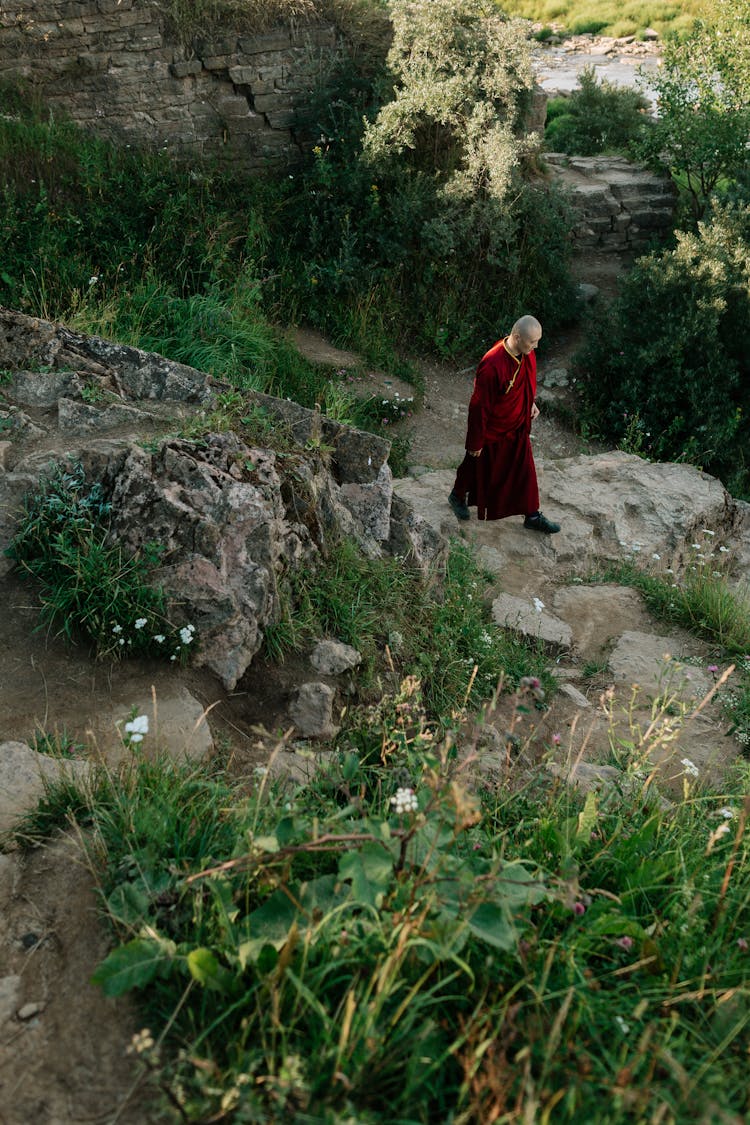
[0,0,340,171]
[545,153,677,251]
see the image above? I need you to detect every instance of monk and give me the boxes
[448,315,560,532]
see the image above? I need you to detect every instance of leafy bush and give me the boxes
[573,204,750,497]
[544,66,650,155]
[634,0,750,221]
[6,463,191,661]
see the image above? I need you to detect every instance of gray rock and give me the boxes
[492,593,573,649]
[0,975,22,1025]
[608,631,711,702]
[57,397,160,435]
[557,682,591,709]
[101,688,214,763]
[548,760,625,792]
[268,747,337,785]
[577,283,600,303]
[289,682,339,739]
[0,408,46,441]
[310,639,362,676]
[552,585,653,661]
[9,370,85,407]
[539,366,569,388]
[17,1001,45,1021]
[0,470,38,576]
[387,491,449,574]
[0,742,91,836]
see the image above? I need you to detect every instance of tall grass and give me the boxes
[12,703,750,1122]
[584,528,750,752]
[264,535,552,719]
[502,0,708,39]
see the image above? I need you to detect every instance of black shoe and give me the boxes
[524,512,560,534]
[449,491,470,520]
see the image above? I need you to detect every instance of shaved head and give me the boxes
[512,315,542,341]
[507,315,542,356]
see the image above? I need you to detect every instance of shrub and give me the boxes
[544,66,651,155]
[6,463,191,661]
[573,204,750,497]
[634,0,750,221]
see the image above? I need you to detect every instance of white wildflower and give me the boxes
[533,597,545,613]
[691,543,701,549]
[134,618,147,630]
[680,757,699,778]
[718,807,736,819]
[719,545,729,553]
[153,634,165,644]
[652,553,661,560]
[112,624,123,634]
[701,529,715,536]
[390,786,418,814]
[614,1016,630,1035]
[179,626,194,645]
[124,714,149,743]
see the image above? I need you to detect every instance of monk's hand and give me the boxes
[530,403,540,421]
[468,449,482,458]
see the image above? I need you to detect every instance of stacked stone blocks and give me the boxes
[0,0,338,171]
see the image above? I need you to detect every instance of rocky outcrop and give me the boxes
[545,154,677,250]
[0,307,443,690]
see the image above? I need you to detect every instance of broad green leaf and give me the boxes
[587,912,648,940]
[467,902,516,952]
[247,889,297,948]
[276,816,298,846]
[361,840,394,884]
[106,883,150,925]
[495,862,547,908]
[186,947,231,991]
[91,937,175,997]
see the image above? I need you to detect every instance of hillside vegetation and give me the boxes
[1,1,750,1121]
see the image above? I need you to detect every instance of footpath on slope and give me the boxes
[0,271,748,1122]
[291,306,748,800]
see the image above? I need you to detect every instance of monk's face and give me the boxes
[519,328,542,355]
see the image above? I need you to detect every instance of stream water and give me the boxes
[533,43,661,106]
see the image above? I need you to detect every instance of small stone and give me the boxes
[577,282,600,303]
[17,1001,45,1021]
[310,639,362,676]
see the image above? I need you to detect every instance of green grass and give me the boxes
[5,463,190,663]
[582,529,750,752]
[264,535,553,721]
[502,0,708,39]
[11,715,750,1122]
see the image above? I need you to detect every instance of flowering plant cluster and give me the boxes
[6,462,197,666]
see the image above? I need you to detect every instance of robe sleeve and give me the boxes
[465,353,509,450]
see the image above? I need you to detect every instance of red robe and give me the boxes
[452,337,539,520]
